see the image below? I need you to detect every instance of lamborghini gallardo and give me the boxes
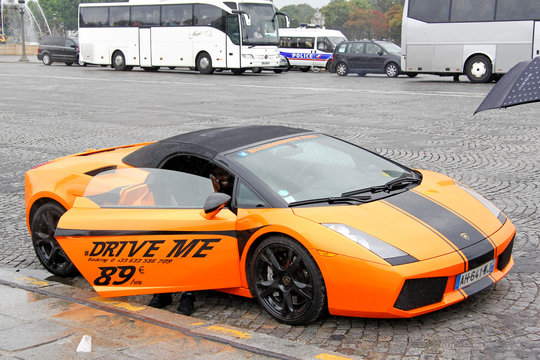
[25,126,515,325]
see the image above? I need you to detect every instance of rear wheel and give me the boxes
[42,53,52,65]
[197,52,214,74]
[249,236,326,325]
[30,202,77,277]
[112,51,127,71]
[385,62,399,78]
[231,68,245,75]
[335,62,348,76]
[252,67,262,73]
[465,55,492,83]
[406,72,418,78]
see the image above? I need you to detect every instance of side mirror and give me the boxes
[378,50,384,56]
[201,193,231,219]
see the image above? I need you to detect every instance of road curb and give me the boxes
[0,267,360,360]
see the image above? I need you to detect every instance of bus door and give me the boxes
[226,14,241,68]
[139,27,152,67]
[534,22,540,58]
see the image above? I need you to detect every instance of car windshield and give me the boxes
[227,134,413,204]
[327,36,347,50]
[238,3,278,46]
[378,42,401,53]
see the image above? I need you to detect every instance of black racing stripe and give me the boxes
[236,226,265,258]
[461,275,495,297]
[385,191,494,268]
[55,228,237,238]
[497,212,507,225]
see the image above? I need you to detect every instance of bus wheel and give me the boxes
[197,52,214,74]
[252,67,262,73]
[273,69,283,73]
[300,67,310,72]
[465,55,492,83]
[112,51,127,71]
[336,62,348,76]
[385,62,400,78]
[406,72,418,78]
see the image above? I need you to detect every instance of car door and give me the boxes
[347,42,365,71]
[64,38,78,62]
[363,42,386,71]
[52,38,66,61]
[55,167,241,298]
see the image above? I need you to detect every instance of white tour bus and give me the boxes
[78,0,288,74]
[278,26,347,71]
[401,0,540,82]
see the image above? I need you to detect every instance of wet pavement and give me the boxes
[0,62,538,359]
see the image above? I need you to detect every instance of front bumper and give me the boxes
[316,217,516,318]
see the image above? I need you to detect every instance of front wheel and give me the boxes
[465,55,492,83]
[385,62,399,78]
[335,62,348,76]
[30,202,77,277]
[252,67,262,73]
[42,53,52,65]
[249,236,326,325]
[112,51,127,71]
[197,52,214,74]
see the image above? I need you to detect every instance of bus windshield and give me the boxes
[239,3,278,46]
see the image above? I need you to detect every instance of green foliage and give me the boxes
[279,4,316,28]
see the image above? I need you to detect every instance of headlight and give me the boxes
[322,223,417,265]
[242,54,254,59]
[455,182,504,222]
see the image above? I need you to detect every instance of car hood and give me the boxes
[292,170,505,261]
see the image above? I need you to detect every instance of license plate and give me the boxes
[261,61,270,65]
[455,259,495,290]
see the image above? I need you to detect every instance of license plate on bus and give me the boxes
[455,259,495,290]
[261,62,270,65]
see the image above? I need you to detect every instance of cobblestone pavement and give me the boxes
[0,63,538,359]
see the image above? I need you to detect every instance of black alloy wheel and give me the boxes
[250,236,326,325]
[30,202,77,277]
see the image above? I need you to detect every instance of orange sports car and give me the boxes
[25,126,515,325]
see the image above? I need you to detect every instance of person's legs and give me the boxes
[176,292,196,315]
[148,293,173,308]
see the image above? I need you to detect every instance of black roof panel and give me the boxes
[123,125,311,168]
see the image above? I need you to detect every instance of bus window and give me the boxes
[131,6,160,27]
[161,5,192,26]
[109,7,130,27]
[451,0,495,22]
[409,0,450,23]
[194,4,225,31]
[80,7,109,27]
[226,14,240,45]
[496,0,540,21]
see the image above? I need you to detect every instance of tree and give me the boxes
[279,4,316,28]
[385,4,403,44]
[321,0,350,31]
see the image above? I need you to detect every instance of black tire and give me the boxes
[30,202,77,277]
[385,62,399,78]
[197,52,214,74]
[273,69,283,73]
[42,53,52,65]
[249,236,326,325]
[465,55,492,83]
[231,68,245,75]
[65,62,73,66]
[325,60,332,72]
[168,66,176,70]
[252,67,262,73]
[357,72,366,77]
[112,51,127,71]
[300,67,310,72]
[406,72,418,78]
[335,62,348,76]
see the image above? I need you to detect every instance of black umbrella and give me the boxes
[474,56,540,114]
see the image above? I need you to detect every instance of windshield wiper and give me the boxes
[342,176,421,197]
[289,195,371,207]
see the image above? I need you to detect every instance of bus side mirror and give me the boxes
[201,193,231,219]
[243,13,251,27]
